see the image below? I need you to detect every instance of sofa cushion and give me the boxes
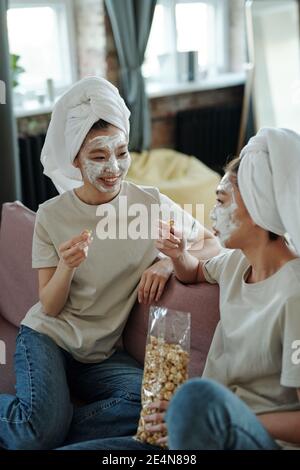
[123,275,220,378]
[0,202,38,327]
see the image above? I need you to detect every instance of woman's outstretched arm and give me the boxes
[155,220,217,284]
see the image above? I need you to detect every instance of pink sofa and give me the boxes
[0,202,220,394]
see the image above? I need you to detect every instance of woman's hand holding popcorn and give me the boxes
[155,219,187,259]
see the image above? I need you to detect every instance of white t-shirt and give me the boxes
[22,181,201,363]
[202,249,300,419]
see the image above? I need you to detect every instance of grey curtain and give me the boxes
[0,0,21,210]
[105,0,156,151]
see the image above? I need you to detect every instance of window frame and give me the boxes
[145,0,229,84]
[8,0,78,96]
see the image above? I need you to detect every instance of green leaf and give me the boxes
[10,53,25,88]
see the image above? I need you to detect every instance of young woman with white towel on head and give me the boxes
[0,77,219,450]
[153,127,300,450]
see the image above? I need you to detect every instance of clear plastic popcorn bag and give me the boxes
[135,306,191,448]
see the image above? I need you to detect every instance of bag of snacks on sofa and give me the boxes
[135,306,191,447]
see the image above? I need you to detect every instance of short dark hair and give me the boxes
[224,156,241,175]
[90,119,111,131]
[224,156,280,242]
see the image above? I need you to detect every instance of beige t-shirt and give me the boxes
[22,181,201,363]
[202,249,300,425]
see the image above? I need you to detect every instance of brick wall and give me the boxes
[229,0,247,72]
[74,0,106,78]
[73,0,120,84]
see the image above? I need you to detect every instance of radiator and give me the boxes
[175,103,242,175]
[18,134,58,211]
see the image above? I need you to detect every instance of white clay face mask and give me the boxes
[210,176,240,246]
[81,134,131,193]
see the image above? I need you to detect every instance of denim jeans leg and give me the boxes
[166,378,281,450]
[57,435,158,451]
[65,350,143,444]
[0,326,73,449]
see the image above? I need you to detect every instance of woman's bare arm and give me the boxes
[257,389,300,445]
[187,225,220,261]
[172,252,207,284]
[39,231,92,317]
[39,263,75,317]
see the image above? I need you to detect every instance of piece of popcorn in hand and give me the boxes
[75,229,94,256]
[84,229,93,256]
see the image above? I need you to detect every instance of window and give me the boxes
[143,0,229,84]
[7,0,77,108]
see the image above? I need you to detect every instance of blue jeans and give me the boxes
[0,326,143,450]
[57,436,158,450]
[166,378,281,450]
[58,378,281,451]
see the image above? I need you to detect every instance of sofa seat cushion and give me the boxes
[0,202,38,327]
[123,275,220,377]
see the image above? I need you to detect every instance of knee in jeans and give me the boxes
[168,378,226,418]
[188,378,227,402]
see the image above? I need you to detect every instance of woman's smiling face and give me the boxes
[74,124,131,193]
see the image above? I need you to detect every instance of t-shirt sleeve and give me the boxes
[32,208,60,268]
[158,192,202,244]
[202,251,231,284]
[280,296,300,388]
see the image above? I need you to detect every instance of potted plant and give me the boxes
[10,53,25,88]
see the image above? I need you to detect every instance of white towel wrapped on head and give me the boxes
[238,127,300,254]
[41,77,130,193]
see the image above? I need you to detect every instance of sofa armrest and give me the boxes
[123,275,220,377]
[0,202,38,327]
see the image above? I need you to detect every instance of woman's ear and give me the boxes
[73,155,79,168]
